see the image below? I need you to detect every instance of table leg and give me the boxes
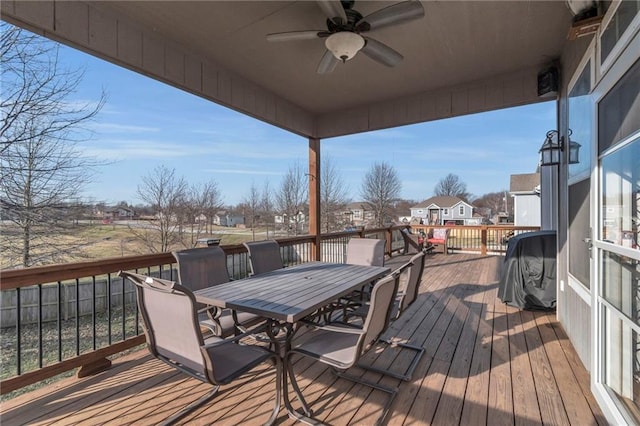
[265,320,314,422]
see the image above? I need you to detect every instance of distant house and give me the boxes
[274,211,306,225]
[467,213,484,226]
[104,206,135,220]
[410,196,475,225]
[344,202,375,227]
[213,211,244,227]
[493,212,511,224]
[510,173,541,227]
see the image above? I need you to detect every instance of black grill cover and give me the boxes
[498,231,557,310]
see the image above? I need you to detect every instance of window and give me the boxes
[600,0,640,66]
[568,179,591,288]
[443,208,449,215]
[568,60,592,181]
[601,140,639,249]
[459,206,464,215]
[598,58,640,154]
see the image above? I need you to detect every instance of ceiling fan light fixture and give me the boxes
[325,32,365,62]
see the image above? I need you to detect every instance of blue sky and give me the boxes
[63,44,554,207]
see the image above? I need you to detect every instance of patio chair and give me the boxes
[118,271,281,426]
[400,228,423,254]
[357,251,426,381]
[346,237,385,266]
[285,271,401,425]
[335,237,386,317]
[395,251,427,317]
[427,227,450,254]
[243,240,284,276]
[173,246,264,338]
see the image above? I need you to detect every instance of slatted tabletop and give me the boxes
[194,262,390,323]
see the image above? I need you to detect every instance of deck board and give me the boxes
[1,253,606,425]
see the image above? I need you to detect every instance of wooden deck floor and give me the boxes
[1,253,607,425]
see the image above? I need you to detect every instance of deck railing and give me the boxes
[0,224,534,395]
[410,224,540,255]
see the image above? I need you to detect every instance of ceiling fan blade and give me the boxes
[266,31,324,42]
[361,37,403,67]
[316,0,347,25]
[317,49,339,74]
[356,1,425,32]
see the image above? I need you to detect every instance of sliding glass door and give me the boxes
[592,19,640,421]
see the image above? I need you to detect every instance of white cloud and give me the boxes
[81,139,193,159]
[91,123,161,133]
[203,169,283,176]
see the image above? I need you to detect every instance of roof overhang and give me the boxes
[1,1,572,139]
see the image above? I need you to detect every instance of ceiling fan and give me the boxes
[266,0,425,74]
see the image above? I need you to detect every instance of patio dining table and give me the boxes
[193,261,390,420]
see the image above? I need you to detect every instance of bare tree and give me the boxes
[181,180,223,247]
[321,156,350,233]
[200,180,224,234]
[1,24,105,154]
[360,161,402,227]
[261,180,274,238]
[434,173,472,202]
[242,182,261,241]
[0,23,106,267]
[473,190,511,220]
[275,162,308,235]
[133,166,188,253]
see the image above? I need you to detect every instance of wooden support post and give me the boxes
[309,137,321,261]
[385,226,393,257]
[481,225,488,255]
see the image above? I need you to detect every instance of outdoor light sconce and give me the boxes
[539,129,581,166]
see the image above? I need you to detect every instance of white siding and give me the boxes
[514,194,541,226]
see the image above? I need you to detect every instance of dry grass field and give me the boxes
[0,221,271,269]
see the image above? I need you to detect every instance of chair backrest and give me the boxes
[432,228,449,241]
[172,246,229,292]
[398,251,426,314]
[243,240,283,275]
[346,238,385,266]
[359,271,400,356]
[118,271,207,378]
[401,228,421,254]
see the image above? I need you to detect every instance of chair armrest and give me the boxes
[204,306,223,321]
[201,322,269,348]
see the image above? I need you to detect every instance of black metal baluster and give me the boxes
[121,271,126,340]
[107,273,112,345]
[16,287,21,375]
[135,276,140,336]
[75,278,80,356]
[57,281,62,362]
[92,276,96,350]
[38,284,43,368]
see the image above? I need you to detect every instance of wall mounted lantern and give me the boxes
[539,129,581,166]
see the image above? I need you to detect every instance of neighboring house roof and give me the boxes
[346,201,372,211]
[106,206,134,213]
[510,173,540,193]
[411,196,467,209]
